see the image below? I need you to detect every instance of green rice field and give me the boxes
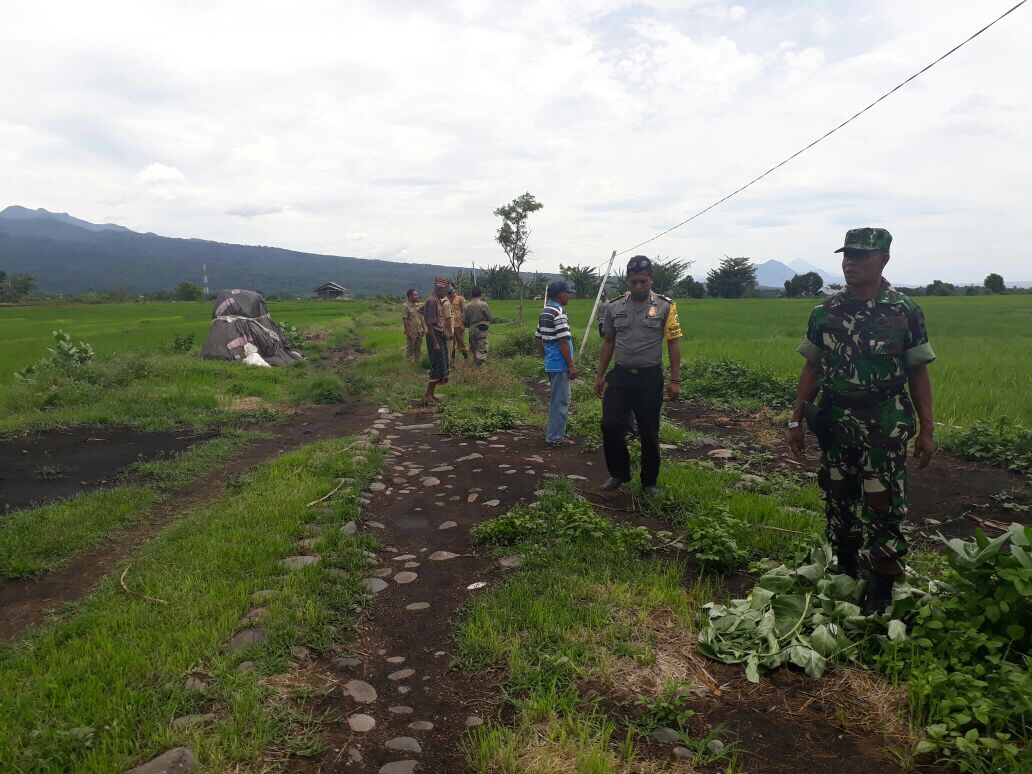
[1,295,1029,427]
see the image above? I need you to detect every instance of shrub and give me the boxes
[493,331,538,358]
[289,374,345,404]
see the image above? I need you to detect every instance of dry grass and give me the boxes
[595,608,721,705]
[815,667,915,749]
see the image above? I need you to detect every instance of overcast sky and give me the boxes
[2,0,1030,283]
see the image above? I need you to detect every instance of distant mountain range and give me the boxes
[2,207,1025,295]
[0,206,484,297]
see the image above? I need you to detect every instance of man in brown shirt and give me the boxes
[447,287,470,361]
[421,277,450,405]
[401,288,427,362]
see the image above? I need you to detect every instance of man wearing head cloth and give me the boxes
[594,255,682,497]
[420,276,451,405]
[789,228,936,616]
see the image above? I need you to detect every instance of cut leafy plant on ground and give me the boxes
[699,525,1031,773]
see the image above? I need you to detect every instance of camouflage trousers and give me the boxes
[818,441,909,576]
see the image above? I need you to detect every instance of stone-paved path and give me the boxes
[292,406,617,773]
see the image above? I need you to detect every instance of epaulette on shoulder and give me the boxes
[657,293,673,303]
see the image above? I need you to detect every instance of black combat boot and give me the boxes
[862,573,896,617]
[462,351,469,361]
[836,551,859,579]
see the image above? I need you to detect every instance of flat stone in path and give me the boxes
[467,493,478,503]
[394,572,417,584]
[393,554,417,561]
[428,551,460,561]
[343,679,378,703]
[128,747,196,773]
[438,521,457,530]
[405,602,430,611]
[408,720,434,731]
[367,521,386,529]
[378,762,418,774]
[455,453,483,462]
[466,715,483,727]
[348,713,376,732]
[372,567,392,578]
[342,520,357,535]
[431,465,454,472]
[421,477,441,487]
[388,668,416,681]
[369,482,387,492]
[387,656,406,663]
[333,656,362,668]
[389,705,413,714]
[364,577,389,593]
[223,627,267,653]
[280,555,320,569]
[385,737,422,753]
[483,499,500,507]
[397,423,435,430]
[289,645,311,660]
[499,555,524,569]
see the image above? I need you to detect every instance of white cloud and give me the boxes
[0,0,1029,282]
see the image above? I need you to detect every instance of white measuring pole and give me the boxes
[471,261,477,285]
[580,250,617,357]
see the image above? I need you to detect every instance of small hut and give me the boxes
[314,282,352,300]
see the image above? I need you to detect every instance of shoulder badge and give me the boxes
[657,293,673,303]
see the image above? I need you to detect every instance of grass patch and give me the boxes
[0,487,159,579]
[0,438,385,772]
[649,461,824,568]
[0,431,263,580]
[679,357,794,410]
[459,483,726,771]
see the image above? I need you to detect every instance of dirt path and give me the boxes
[294,405,902,773]
[663,399,1032,539]
[0,403,373,642]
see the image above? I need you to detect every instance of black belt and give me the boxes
[822,388,905,409]
[614,364,662,375]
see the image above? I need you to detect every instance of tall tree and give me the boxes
[451,269,473,296]
[706,256,757,298]
[647,257,694,295]
[174,281,204,301]
[783,272,824,298]
[528,272,549,299]
[676,276,706,298]
[0,271,38,301]
[493,192,543,325]
[925,279,956,297]
[481,265,517,300]
[559,264,602,300]
[984,273,1006,294]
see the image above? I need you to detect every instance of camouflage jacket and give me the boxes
[797,280,935,445]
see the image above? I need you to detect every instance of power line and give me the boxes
[614,0,1029,258]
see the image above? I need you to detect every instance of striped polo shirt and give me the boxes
[535,301,572,372]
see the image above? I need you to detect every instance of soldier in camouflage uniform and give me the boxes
[789,228,936,615]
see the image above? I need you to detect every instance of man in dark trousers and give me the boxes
[789,227,936,615]
[420,277,451,406]
[594,255,682,497]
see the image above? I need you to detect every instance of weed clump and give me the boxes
[289,373,345,404]
[944,417,1031,474]
[438,403,520,438]
[471,484,650,553]
[493,331,538,358]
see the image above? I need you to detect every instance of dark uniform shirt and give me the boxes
[463,298,493,327]
[602,291,681,368]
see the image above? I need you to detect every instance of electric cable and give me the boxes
[613,0,1029,258]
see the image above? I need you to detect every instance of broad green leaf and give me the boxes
[810,624,838,657]
[756,569,795,593]
[886,619,907,641]
[749,587,774,610]
[771,593,809,639]
[745,655,760,683]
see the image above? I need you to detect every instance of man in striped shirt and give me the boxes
[535,280,578,447]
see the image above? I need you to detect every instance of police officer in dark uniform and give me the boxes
[594,255,682,497]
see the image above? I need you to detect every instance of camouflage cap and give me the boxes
[834,227,892,253]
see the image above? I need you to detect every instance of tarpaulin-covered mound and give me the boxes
[200,289,302,367]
